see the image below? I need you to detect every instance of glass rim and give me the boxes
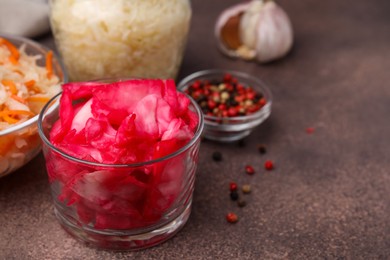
[37,91,204,168]
[177,69,273,121]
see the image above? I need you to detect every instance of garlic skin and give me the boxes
[216,0,293,63]
[214,2,251,59]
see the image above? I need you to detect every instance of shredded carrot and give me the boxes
[11,94,27,104]
[24,80,36,88]
[0,37,20,64]
[14,69,25,76]
[9,56,19,65]
[0,109,34,124]
[0,110,34,117]
[30,85,42,94]
[26,96,50,103]
[46,50,53,79]
[25,80,42,94]
[2,114,19,124]
[1,79,18,95]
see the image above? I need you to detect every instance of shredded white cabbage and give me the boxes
[0,42,61,131]
[50,0,191,81]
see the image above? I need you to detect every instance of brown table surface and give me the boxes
[1,0,390,259]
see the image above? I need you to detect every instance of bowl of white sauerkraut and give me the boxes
[0,34,66,177]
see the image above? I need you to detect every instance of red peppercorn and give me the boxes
[223,73,232,82]
[208,100,217,109]
[228,107,238,117]
[245,165,255,175]
[193,89,203,99]
[192,81,201,89]
[306,127,315,134]
[218,104,227,110]
[226,84,234,92]
[264,160,274,170]
[259,98,267,106]
[230,182,238,191]
[235,95,245,103]
[237,84,244,91]
[222,110,228,117]
[247,105,259,114]
[226,212,238,223]
[246,91,256,100]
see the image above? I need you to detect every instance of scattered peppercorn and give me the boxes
[230,182,238,191]
[242,184,251,194]
[212,151,223,161]
[226,212,238,223]
[306,127,315,134]
[230,191,239,201]
[185,73,267,118]
[238,139,246,147]
[264,160,274,170]
[245,165,255,175]
[237,200,247,208]
[257,144,267,154]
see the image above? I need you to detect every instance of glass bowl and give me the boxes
[0,34,67,178]
[38,88,204,250]
[178,69,272,142]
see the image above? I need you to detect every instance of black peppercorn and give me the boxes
[238,139,246,147]
[230,191,239,201]
[257,144,267,154]
[212,151,223,161]
[237,200,247,207]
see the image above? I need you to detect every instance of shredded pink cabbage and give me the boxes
[46,79,199,230]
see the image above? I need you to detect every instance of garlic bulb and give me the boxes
[215,0,293,63]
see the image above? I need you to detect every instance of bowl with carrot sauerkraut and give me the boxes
[0,34,66,177]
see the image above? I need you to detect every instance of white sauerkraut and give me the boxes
[50,0,191,81]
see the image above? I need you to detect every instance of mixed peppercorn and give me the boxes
[213,143,277,224]
[184,73,267,118]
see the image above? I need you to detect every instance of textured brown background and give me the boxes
[1,0,390,259]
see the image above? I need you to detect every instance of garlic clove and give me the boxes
[214,2,251,59]
[239,0,266,51]
[254,1,293,63]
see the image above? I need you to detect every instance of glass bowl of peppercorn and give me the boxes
[178,69,272,142]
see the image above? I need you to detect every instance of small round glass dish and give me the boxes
[178,69,272,142]
[0,33,67,178]
[37,81,204,250]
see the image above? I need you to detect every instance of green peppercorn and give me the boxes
[212,107,219,115]
[242,184,251,194]
[244,99,253,107]
[218,83,226,91]
[220,91,230,101]
[210,85,219,92]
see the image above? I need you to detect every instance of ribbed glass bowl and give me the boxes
[0,34,67,178]
[178,69,272,142]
